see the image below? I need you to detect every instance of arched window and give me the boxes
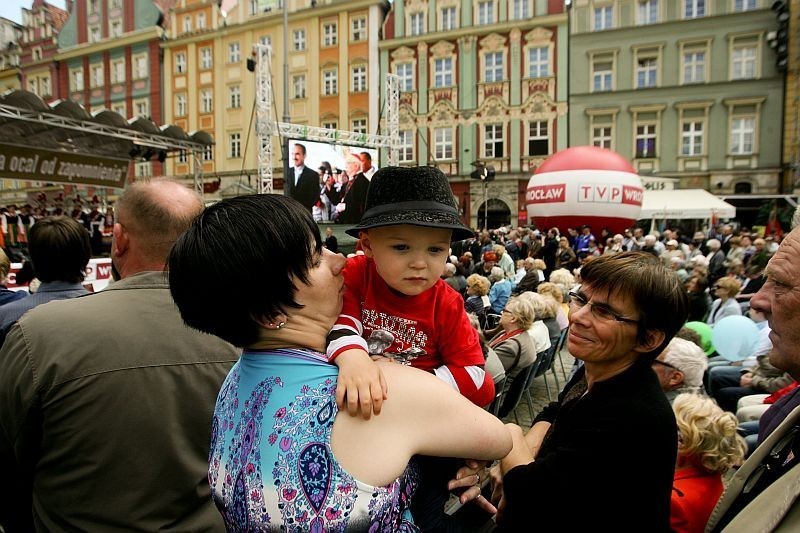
[734,181,752,194]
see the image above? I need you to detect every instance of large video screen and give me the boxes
[287,139,379,176]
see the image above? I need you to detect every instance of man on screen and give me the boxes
[285,143,320,212]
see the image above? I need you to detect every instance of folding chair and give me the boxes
[532,344,559,402]
[553,328,569,381]
[497,363,538,423]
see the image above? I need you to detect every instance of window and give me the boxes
[511,0,529,20]
[594,6,613,30]
[484,124,504,158]
[323,23,338,46]
[351,17,366,41]
[434,58,453,87]
[183,15,192,33]
[27,78,38,95]
[638,0,659,25]
[176,93,187,116]
[636,56,657,88]
[259,35,271,47]
[635,124,657,158]
[731,44,757,80]
[89,25,101,42]
[683,49,706,83]
[249,0,258,15]
[228,42,240,63]
[175,52,187,74]
[441,7,456,30]
[485,52,503,82]
[134,55,147,79]
[135,99,149,117]
[681,120,703,156]
[684,0,705,18]
[229,132,241,158]
[528,47,549,78]
[111,60,125,84]
[229,85,241,109]
[396,62,413,92]
[478,1,494,25]
[200,47,212,70]
[136,162,152,177]
[352,119,367,134]
[197,12,206,30]
[110,20,122,38]
[592,125,613,149]
[433,127,453,159]
[88,0,99,14]
[91,64,104,88]
[734,0,757,11]
[528,121,549,156]
[178,150,188,164]
[71,70,84,92]
[351,65,367,92]
[322,121,338,130]
[112,102,126,117]
[409,13,424,36]
[201,89,213,113]
[292,74,306,99]
[592,60,613,91]
[203,146,214,161]
[293,29,306,51]
[40,77,50,97]
[399,130,413,162]
[730,117,754,154]
[323,69,338,95]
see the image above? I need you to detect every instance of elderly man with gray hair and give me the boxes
[706,238,726,284]
[651,337,709,404]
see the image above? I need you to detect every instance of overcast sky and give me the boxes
[1,0,67,25]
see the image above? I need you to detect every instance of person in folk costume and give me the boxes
[2,205,26,247]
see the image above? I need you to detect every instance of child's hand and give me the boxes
[334,349,388,420]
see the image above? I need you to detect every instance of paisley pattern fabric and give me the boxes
[209,348,419,532]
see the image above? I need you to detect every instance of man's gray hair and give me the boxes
[662,337,708,388]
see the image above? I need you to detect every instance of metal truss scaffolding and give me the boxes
[254,43,400,194]
[0,102,210,194]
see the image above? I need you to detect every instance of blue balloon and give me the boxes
[711,316,761,361]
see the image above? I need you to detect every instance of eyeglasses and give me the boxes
[568,290,640,325]
[652,359,680,372]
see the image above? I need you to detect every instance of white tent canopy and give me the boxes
[640,189,737,220]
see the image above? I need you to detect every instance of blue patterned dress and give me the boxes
[209,348,419,532]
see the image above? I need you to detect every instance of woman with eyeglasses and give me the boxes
[451,252,689,532]
[706,277,742,326]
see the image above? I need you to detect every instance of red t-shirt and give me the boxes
[327,255,494,406]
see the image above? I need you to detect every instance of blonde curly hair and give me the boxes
[674,393,746,473]
[537,282,563,304]
[466,273,490,296]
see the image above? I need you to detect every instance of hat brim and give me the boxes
[345,211,474,241]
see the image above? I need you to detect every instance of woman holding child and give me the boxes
[167,193,511,531]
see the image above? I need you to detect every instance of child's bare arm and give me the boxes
[333,348,388,420]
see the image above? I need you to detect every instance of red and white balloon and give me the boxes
[526,146,643,235]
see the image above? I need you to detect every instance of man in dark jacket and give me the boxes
[285,143,321,212]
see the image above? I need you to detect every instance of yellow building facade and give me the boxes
[163,0,386,196]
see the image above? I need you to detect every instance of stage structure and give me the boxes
[0,90,212,194]
[253,43,400,194]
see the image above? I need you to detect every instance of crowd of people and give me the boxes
[1,165,799,532]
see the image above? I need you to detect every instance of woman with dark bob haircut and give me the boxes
[451,252,690,532]
[168,194,511,531]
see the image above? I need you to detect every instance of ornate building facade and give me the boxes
[162,0,386,196]
[379,0,569,229]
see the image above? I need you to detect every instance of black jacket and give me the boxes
[500,358,676,532]
[339,173,370,224]
[285,166,320,211]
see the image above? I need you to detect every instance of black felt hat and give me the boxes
[345,166,474,241]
